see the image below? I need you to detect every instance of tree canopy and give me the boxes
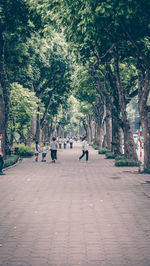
[1,0,150,170]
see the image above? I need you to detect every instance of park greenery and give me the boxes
[0,0,150,171]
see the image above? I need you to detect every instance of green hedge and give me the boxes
[115,155,127,161]
[14,144,34,157]
[98,148,111,154]
[115,159,139,167]
[4,155,19,168]
[105,152,115,159]
[90,144,99,150]
[142,168,150,174]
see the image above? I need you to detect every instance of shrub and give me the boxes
[105,152,115,159]
[90,143,99,150]
[98,148,110,154]
[115,155,127,161]
[142,168,150,174]
[115,159,139,167]
[3,155,19,168]
[14,144,34,157]
[93,145,99,150]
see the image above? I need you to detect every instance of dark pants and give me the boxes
[59,143,62,149]
[0,155,4,172]
[51,150,57,161]
[70,143,73,149]
[79,150,88,161]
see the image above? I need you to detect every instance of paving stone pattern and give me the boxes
[0,143,150,266]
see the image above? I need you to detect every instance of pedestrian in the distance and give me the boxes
[41,142,47,162]
[63,138,67,149]
[79,136,89,162]
[0,134,5,175]
[35,140,39,162]
[69,137,73,149]
[50,137,58,163]
[58,137,62,149]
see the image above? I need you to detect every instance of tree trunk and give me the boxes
[123,121,137,159]
[81,118,88,137]
[35,101,41,142]
[0,29,10,154]
[99,126,103,147]
[113,50,138,161]
[0,83,5,152]
[41,91,53,129]
[142,117,150,171]
[138,69,150,171]
[94,123,99,145]
[42,123,50,142]
[105,107,112,150]
[94,122,103,147]
[87,115,93,142]
[112,116,122,155]
[27,85,36,145]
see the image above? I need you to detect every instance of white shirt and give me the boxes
[51,141,58,150]
[58,138,62,144]
[82,140,88,151]
[42,147,47,153]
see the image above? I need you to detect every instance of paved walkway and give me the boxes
[0,143,150,266]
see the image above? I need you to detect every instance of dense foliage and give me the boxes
[1,0,150,170]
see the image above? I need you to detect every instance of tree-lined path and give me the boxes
[0,143,150,266]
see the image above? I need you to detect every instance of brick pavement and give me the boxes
[0,142,150,266]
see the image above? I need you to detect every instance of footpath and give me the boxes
[0,143,150,266]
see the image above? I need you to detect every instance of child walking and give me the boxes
[41,142,47,162]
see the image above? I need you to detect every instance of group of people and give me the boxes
[58,137,73,149]
[35,136,89,163]
[35,137,66,163]
[0,134,89,175]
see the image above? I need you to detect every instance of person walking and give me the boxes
[63,138,67,149]
[58,137,62,149]
[50,137,58,163]
[69,137,73,149]
[41,142,47,162]
[34,140,39,162]
[79,136,89,162]
[0,134,5,175]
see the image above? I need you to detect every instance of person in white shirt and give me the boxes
[50,137,58,163]
[0,134,5,175]
[79,136,89,162]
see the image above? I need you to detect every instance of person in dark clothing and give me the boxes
[34,140,39,162]
[69,138,73,149]
[0,134,5,175]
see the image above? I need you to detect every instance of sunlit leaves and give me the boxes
[8,83,38,136]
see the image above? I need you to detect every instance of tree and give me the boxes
[0,0,32,152]
[8,83,38,144]
[73,64,105,144]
